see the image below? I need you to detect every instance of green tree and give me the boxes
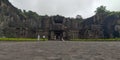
[95,6,108,14]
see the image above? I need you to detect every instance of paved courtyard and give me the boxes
[0,41,120,60]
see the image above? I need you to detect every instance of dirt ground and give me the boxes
[0,41,120,60]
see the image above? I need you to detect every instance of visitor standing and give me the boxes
[43,35,45,41]
[38,35,40,41]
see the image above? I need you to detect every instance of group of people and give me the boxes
[54,35,64,41]
[37,35,45,41]
[37,35,64,41]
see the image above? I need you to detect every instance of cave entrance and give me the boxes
[49,30,64,40]
[54,30,63,40]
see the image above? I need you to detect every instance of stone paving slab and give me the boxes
[0,41,120,60]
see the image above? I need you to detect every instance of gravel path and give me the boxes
[0,41,120,60]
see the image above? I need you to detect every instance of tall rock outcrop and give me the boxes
[79,6,120,38]
[0,0,41,38]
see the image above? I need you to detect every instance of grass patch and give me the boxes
[0,38,120,41]
[70,38,120,41]
[0,38,48,41]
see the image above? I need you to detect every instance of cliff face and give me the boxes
[0,0,41,38]
[79,13,120,38]
[0,0,120,39]
[0,0,81,38]
[0,0,22,37]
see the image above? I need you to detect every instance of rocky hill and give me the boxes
[0,0,120,39]
[0,0,42,38]
[79,6,120,38]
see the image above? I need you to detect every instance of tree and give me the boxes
[76,15,82,20]
[95,6,108,14]
[24,10,40,19]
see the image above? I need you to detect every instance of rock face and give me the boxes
[0,0,41,38]
[39,15,81,40]
[0,0,120,39]
[79,13,120,38]
[0,0,82,39]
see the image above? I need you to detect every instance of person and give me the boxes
[62,37,64,41]
[43,35,45,41]
[37,35,40,41]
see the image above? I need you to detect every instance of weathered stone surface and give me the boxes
[1,0,120,39]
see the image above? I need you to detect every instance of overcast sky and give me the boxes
[9,0,120,18]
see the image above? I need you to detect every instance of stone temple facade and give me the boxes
[39,15,81,40]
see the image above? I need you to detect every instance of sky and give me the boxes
[9,0,120,18]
